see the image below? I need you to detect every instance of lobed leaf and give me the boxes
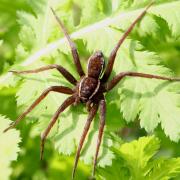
[0,116,21,180]
[113,43,180,141]
[97,136,180,180]
[1,0,180,169]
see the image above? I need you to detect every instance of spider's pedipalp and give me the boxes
[40,95,75,160]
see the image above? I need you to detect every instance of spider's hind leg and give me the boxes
[92,98,106,177]
[72,104,98,179]
[86,100,93,112]
[3,86,74,133]
[40,95,75,160]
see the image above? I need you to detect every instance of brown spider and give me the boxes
[4,2,180,179]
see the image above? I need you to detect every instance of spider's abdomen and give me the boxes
[79,77,100,102]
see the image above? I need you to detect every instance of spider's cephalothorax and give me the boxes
[4,2,180,179]
[78,51,105,102]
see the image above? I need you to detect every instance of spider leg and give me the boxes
[106,71,180,91]
[86,100,93,112]
[92,98,106,177]
[72,104,98,179]
[40,95,75,160]
[3,86,74,133]
[51,8,85,77]
[102,2,154,82]
[10,64,77,85]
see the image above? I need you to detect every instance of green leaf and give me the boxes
[2,0,180,170]
[113,45,180,141]
[0,40,3,46]
[151,1,180,38]
[16,0,55,59]
[140,83,180,141]
[0,115,21,180]
[0,0,30,73]
[3,0,176,65]
[54,109,114,167]
[97,136,180,180]
[147,158,180,180]
[118,136,160,172]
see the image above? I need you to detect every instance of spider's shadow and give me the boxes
[16,74,72,88]
[122,80,172,99]
[53,105,86,149]
[80,115,110,164]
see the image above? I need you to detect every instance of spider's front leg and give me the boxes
[3,86,74,132]
[72,104,98,179]
[102,2,153,82]
[51,8,85,77]
[40,95,75,160]
[106,72,180,91]
[10,64,77,85]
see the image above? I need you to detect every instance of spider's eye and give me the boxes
[96,51,103,57]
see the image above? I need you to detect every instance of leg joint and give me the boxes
[40,132,46,142]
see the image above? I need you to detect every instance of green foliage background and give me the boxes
[0,0,180,179]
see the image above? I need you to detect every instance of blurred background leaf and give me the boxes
[97,136,180,180]
[0,116,21,180]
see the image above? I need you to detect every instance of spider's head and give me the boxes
[87,51,105,79]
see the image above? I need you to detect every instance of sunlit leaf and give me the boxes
[97,136,180,180]
[1,0,180,172]
[0,116,21,180]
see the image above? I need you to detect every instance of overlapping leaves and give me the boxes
[1,0,180,168]
[0,116,21,180]
[0,0,30,73]
[112,44,180,141]
[97,136,180,180]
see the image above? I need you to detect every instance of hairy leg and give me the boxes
[92,98,106,177]
[10,64,77,85]
[51,8,85,77]
[102,2,153,82]
[40,95,75,160]
[72,104,98,179]
[3,86,74,132]
[106,71,180,91]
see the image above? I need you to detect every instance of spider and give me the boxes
[4,2,180,179]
